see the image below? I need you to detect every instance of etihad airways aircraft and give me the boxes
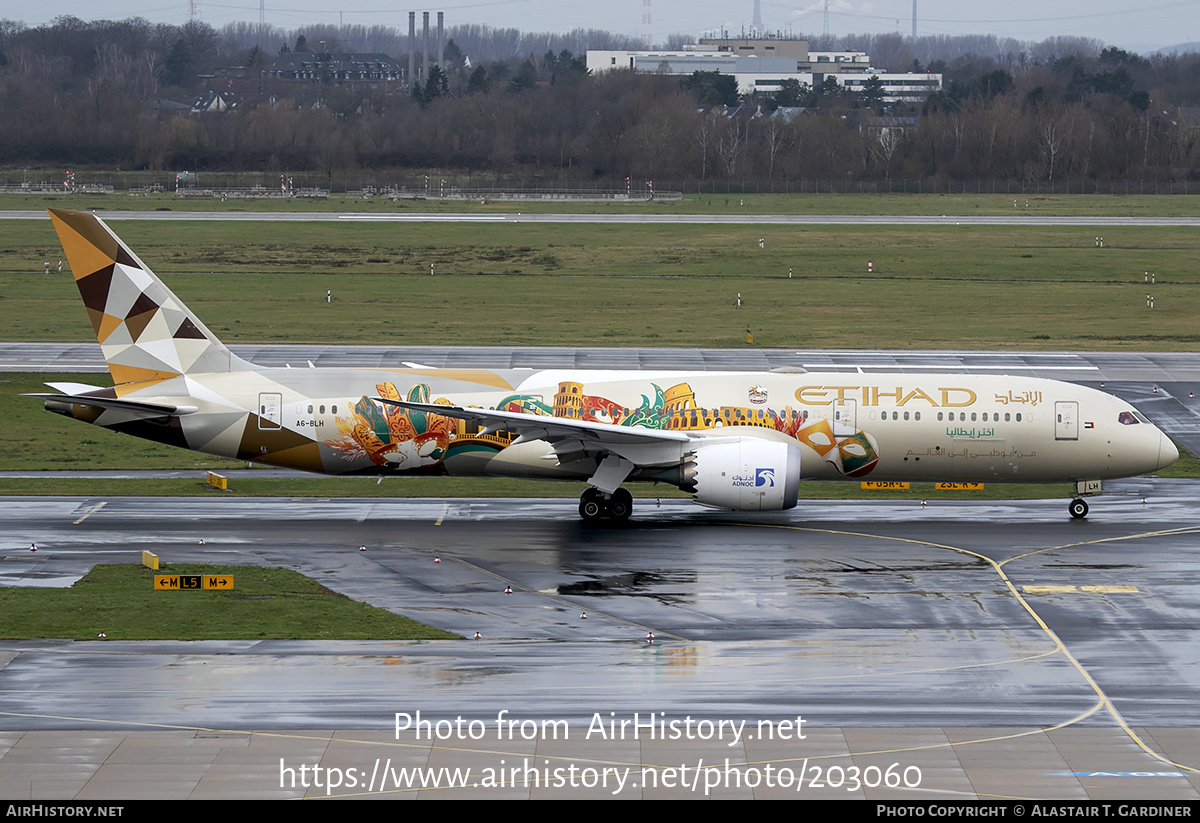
[29,209,1178,521]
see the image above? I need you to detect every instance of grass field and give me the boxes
[7,190,1200,215]
[0,563,460,640]
[3,218,1199,350]
[4,196,1197,498]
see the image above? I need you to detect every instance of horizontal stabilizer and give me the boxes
[44,381,109,395]
[23,392,198,418]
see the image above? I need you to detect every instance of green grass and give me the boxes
[7,190,1200,215]
[5,219,1200,349]
[0,563,460,640]
[2,373,241,471]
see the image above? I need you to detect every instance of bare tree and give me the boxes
[716,113,746,177]
[869,127,904,180]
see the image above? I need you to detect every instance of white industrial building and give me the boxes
[586,38,940,105]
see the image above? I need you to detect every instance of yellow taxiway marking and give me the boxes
[740,520,1200,776]
[435,502,450,526]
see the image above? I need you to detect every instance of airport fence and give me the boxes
[342,177,1200,197]
[381,185,681,202]
[6,172,1200,198]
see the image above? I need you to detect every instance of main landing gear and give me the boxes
[579,487,633,522]
[1069,498,1089,519]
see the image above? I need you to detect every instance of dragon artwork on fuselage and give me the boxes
[326,380,881,477]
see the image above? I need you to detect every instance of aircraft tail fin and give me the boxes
[48,209,250,390]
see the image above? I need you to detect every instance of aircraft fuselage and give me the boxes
[50,367,1175,487]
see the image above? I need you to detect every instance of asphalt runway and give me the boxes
[3,209,1200,226]
[8,342,1200,379]
[2,489,1199,799]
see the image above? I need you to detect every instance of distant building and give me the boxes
[806,51,871,73]
[587,38,940,104]
[191,78,243,114]
[834,73,943,105]
[267,53,404,84]
[698,36,811,62]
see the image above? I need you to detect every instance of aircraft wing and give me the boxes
[375,398,692,491]
[374,398,690,446]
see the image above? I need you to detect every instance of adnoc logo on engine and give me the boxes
[755,468,776,487]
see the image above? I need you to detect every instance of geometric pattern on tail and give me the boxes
[48,208,241,392]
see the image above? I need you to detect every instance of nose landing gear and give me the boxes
[1069,498,1089,519]
[579,487,633,522]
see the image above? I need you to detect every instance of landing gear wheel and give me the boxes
[608,488,633,521]
[579,488,607,522]
[1069,498,1089,519]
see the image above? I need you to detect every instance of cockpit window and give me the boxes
[1118,411,1139,425]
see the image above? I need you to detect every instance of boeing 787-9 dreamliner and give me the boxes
[28,209,1178,521]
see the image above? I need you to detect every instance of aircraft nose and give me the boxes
[1157,431,1179,470]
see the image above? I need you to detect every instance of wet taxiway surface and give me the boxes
[5,342,1200,796]
[6,342,1200,377]
[1,491,1199,798]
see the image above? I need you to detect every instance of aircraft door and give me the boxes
[1055,400,1078,441]
[833,399,858,436]
[258,392,282,430]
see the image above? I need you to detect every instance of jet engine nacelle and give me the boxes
[691,439,802,511]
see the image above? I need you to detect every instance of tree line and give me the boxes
[2,15,1200,183]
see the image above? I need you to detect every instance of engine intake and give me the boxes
[690,439,802,511]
